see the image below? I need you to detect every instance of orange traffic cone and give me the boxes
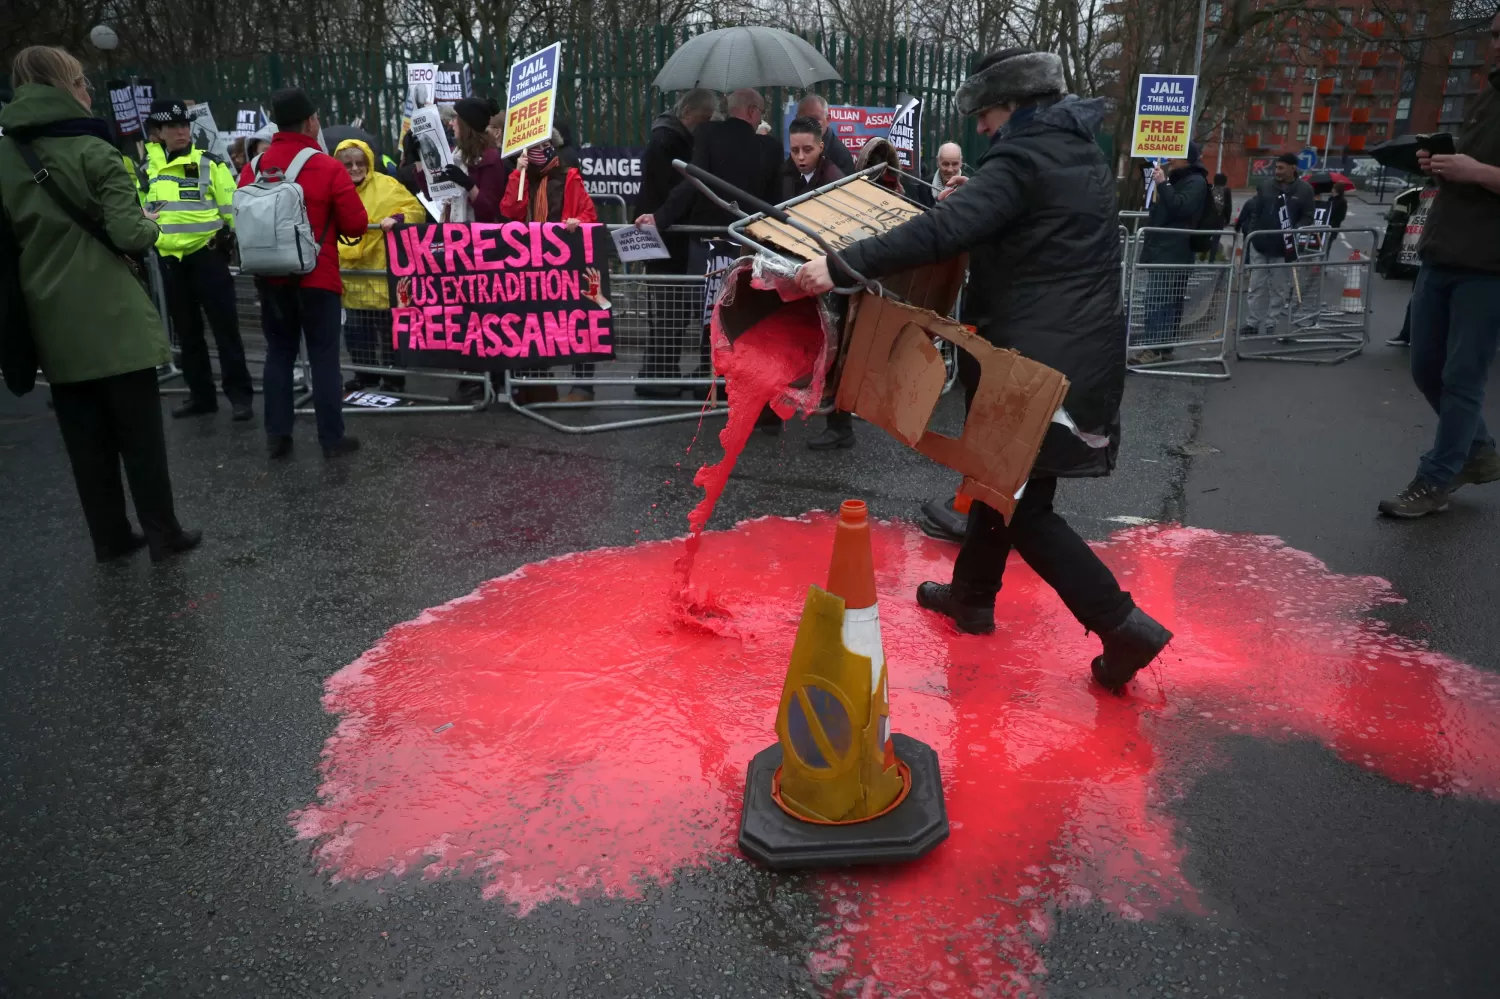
[1342,250,1366,314]
[738,500,949,869]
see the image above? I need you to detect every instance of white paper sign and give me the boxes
[611,224,672,262]
[410,105,462,201]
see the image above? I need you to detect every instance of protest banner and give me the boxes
[610,224,671,262]
[577,145,645,204]
[782,102,920,171]
[1131,74,1197,160]
[502,42,561,158]
[232,103,265,137]
[410,105,463,202]
[107,80,141,137]
[385,221,614,371]
[434,63,472,105]
[132,80,155,130]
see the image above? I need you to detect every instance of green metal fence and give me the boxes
[82,27,985,165]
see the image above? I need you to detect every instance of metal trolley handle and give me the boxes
[670,159,882,297]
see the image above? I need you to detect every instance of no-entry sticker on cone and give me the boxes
[1131,73,1197,159]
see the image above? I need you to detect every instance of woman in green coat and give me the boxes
[0,46,199,561]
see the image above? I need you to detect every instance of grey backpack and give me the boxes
[232,147,327,276]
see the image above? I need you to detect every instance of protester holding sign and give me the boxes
[1237,153,1315,339]
[335,137,425,393]
[143,97,255,422]
[0,46,201,562]
[501,130,599,401]
[441,97,508,224]
[241,88,368,459]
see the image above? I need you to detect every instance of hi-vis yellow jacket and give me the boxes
[143,144,236,258]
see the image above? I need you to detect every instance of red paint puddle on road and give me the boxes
[291,519,1500,996]
[673,299,823,623]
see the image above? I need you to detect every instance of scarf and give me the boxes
[527,157,561,223]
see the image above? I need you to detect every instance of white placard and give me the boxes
[611,224,672,262]
[410,105,462,202]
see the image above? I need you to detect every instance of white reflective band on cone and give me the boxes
[842,603,886,696]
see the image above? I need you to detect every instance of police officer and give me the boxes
[143,98,254,420]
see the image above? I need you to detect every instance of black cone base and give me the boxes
[737,733,949,870]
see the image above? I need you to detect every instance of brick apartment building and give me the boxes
[1196,3,1496,186]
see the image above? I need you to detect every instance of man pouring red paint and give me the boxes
[795,48,1172,693]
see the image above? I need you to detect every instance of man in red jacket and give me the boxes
[239,89,368,459]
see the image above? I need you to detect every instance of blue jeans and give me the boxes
[260,283,345,447]
[1408,264,1500,487]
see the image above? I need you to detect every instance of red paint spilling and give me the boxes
[673,300,823,620]
[292,519,1500,996]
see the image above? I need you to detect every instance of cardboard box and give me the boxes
[725,175,1070,521]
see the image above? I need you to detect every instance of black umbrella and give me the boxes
[322,124,383,161]
[1367,135,1421,174]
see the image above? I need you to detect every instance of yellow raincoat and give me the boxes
[334,138,424,310]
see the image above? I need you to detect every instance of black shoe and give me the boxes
[1454,447,1500,488]
[634,383,687,400]
[755,406,782,436]
[1377,476,1451,519]
[807,425,855,450]
[919,497,968,541]
[149,528,202,563]
[323,435,361,458]
[171,399,217,418]
[267,434,293,459]
[915,581,995,635]
[379,378,406,393]
[343,377,366,392]
[1385,335,1410,347]
[1236,324,1258,340]
[231,402,254,422]
[94,532,148,563]
[1090,607,1172,694]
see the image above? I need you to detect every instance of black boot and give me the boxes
[149,528,202,563]
[915,581,995,635]
[918,496,968,542]
[1090,607,1172,694]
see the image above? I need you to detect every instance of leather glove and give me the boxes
[440,164,475,191]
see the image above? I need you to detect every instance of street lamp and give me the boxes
[88,24,119,51]
[1306,74,1339,168]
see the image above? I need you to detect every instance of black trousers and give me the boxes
[160,244,253,407]
[952,478,1134,633]
[50,368,181,554]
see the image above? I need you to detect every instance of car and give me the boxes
[1375,186,1424,280]
[1361,174,1412,194]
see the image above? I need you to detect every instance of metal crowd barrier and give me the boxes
[1234,227,1377,364]
[1124,227,1238,380]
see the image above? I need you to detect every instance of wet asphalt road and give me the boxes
[4,210,1500,999]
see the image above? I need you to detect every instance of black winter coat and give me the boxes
[1141,163,1209,264]
[1240,176,1316,256]
[779,155,844,201]
[640,113,695,267]
[821,127,855,175]
[654,117,780,230]
[838,97,1124,479]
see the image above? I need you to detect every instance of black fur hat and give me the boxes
[955,50,1066,116]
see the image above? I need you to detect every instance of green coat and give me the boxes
[0,84,169,384]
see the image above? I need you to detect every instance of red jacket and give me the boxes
[237,130,367,294]
[500,163,597,223]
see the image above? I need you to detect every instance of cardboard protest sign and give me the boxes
[410,105,463,202]
[502,42,561,158]
[434,63,472,105]
[782,102,921,171]
[610,224,671,262]
[1131,74,1197,159]
[888,96,922,173]
[577,145,645,204]
[132,80,155,131]
[405,63,438,118]
[386,221,613,371]
[107,80,141,137]
[232,103,265,137]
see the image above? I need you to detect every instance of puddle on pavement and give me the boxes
[292,517,1500,997]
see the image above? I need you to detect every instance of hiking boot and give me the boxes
[1377,477,1451,519]
[323,436,362,459]
[807,424,855,450]
[231,402,255,423]
[267,435,293,460]
[1090,607,1173,694]
[149,528,202,563]
[171,398,217,418]
[919,496,968,542]
[915,581,995,635]
[1453,447,1500,489]
[95,531,147,563]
